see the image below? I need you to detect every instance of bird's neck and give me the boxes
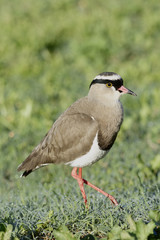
[87,96,123,150]
[87,97,123,124]
[88,88,121,108]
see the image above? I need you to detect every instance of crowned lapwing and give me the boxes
[18,72,136,206]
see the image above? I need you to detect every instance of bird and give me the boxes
[17,72,136,206]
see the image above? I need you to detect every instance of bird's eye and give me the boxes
[106,82,112,88]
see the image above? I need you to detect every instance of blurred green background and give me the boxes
[0,0,160,239]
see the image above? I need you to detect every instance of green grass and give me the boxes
[0,0,160,239]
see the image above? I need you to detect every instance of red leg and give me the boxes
[71,167,87,205]
[71,167,118,206]
[83,178,118,206]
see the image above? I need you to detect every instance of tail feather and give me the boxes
[17,151,39,173]
[17,135,56,177]
[17,150,53,177]
[20,170,33,177]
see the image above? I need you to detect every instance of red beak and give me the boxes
[118,86,137,96]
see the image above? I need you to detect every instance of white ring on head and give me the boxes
[94,74,121,81]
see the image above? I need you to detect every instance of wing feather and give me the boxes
[17,113,98,175]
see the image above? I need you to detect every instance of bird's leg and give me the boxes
[71,167,87,205]
[71,168,118,206]
[82,178,118,206]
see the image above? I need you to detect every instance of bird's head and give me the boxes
[89,72,136,103]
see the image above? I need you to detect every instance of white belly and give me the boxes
[65,133,108,168]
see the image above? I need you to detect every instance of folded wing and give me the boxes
[17,113,98,176]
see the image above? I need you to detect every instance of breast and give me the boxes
[66,97,123,153]
[96,101,123,151]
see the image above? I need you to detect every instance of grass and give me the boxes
[0,0,160,239]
